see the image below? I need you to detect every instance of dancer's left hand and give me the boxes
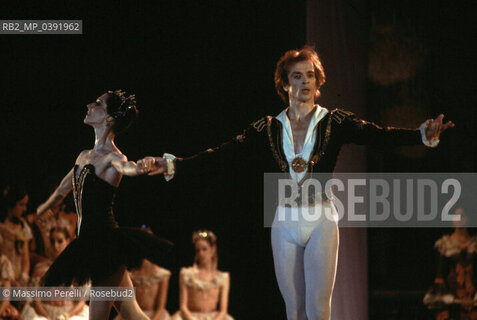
[425,114,455,141]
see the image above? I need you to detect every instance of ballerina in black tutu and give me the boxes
[36,90,172,320]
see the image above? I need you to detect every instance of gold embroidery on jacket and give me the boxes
[235,134,245,143]
[332,109,353,124]
[266,117,288,172]
[252,118,267,132]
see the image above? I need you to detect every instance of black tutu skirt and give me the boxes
[43,227,173,286]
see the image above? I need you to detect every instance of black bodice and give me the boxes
[72,164,119,237]
[44,163,173,286]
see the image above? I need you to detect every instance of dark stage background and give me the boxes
[0,1,475,319]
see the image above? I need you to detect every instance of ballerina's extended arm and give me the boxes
[111,159,144,176]
[36,168,74,221]
[111,153,152,177]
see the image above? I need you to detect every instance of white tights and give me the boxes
[271,201,339,320]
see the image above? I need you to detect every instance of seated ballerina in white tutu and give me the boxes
[171,230,233,320]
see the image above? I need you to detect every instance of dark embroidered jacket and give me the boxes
[174,109,422,176]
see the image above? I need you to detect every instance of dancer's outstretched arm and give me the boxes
[36,148,95,219]
[340,112,454,147]
[137,117,266,178]
[139,111,454,178]
[36,167,74,219]
[111,153,148,177]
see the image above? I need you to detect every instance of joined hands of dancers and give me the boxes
[31,47,456,320]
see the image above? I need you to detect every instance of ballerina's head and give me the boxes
[0,183,28,222]
[274,45,326,105]
[49,226,71,259]
[84,90,138,135]
[192,229,218,271]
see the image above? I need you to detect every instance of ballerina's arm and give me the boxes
[138,118,264,179]
[111,159,142,176]
[152,272,170,320]
[111,153,151,177]
[36,167,74,219]
[213,272,231,320]
[178,268,195,320]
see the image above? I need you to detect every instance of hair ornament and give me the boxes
[192,229,218,270]
[192,229,217,243]
[108,89,136,118]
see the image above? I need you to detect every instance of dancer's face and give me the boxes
[285,60,317,104]
[50,231,70,258]
[84,93,111,126]
[8,195,28,218]
[195,239,215,265]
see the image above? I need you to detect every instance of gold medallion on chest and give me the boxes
[291,157,307,172]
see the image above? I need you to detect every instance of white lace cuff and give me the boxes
[419,121,439,148]
[163,153,176,181]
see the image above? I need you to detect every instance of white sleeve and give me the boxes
[419,121,439,148]
[163,153,176,181]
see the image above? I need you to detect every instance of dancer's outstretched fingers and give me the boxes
[427,114,455,139]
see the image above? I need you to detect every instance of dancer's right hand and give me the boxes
[137,156,168,176]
